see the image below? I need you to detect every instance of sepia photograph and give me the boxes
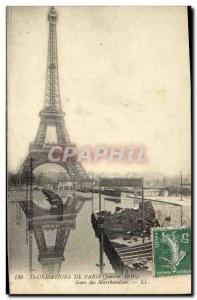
[6,5,192,295]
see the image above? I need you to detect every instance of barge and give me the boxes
[91,201,160,273]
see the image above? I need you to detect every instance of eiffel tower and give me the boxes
[20,6,88,180]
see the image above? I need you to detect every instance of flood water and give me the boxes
[8,191,190,277]
[8,192,119,276]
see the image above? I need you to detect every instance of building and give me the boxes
[135,187,169,197]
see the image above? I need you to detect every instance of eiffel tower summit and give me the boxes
[20,6,88,180]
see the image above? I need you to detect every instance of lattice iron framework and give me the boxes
[20,7,88,180]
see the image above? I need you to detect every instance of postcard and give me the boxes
[7,6,192,295]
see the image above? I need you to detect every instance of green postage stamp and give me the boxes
[152,227,191,277]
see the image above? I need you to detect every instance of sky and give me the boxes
[7,6,191,176]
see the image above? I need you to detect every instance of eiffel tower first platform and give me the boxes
[20,7,88,180]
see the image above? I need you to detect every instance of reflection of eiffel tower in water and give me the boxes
[21,196,84,275]
[20,6,88,180]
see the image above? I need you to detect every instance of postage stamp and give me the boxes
[152,227,191,277]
